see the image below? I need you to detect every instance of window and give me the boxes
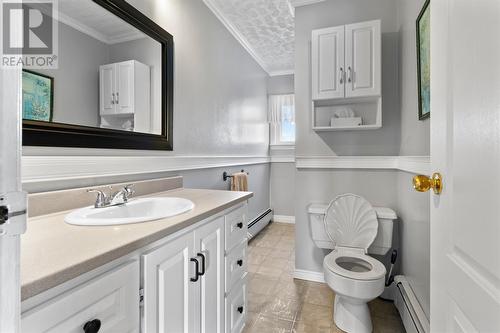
[269,94,295,144]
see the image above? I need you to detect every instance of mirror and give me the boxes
[23,0,173,150]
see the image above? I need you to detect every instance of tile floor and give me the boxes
[244,222,405,333]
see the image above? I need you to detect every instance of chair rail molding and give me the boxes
[270,145,295,163]
[295,156,430,175]
[22,155,270,185]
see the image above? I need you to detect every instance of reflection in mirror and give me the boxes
[22,0,162,135]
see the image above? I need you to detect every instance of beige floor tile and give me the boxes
[249,273,280,295]
[248,292,271,313]
[260,295,302,321]
[372,315,405,333]
[292,321,342,333]
[257,265,284,278]
[304,282,335,308]
[369,298,400,318]
[248,253,267,266]
[296,302,333,327]
[261,257,289,270]
[245,314,294,333]
[268,248,294,260]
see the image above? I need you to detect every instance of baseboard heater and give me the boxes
[247,208,272,239]
[394,276,430,333]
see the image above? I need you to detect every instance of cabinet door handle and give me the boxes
[197,252,206,276]
[190,258,200,282]
[111,93,115,105]
[83,319,101,333]
[237,306,244,314]
[339,67,344,84]
[236,222,243,229]
[348,66,352,83]
[116,92,119,104]
[237,259,243,267]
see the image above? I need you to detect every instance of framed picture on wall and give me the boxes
[22,70,54,122]
[416,0,430,120]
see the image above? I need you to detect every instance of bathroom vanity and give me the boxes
[20,178,251,333]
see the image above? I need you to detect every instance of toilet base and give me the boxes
[333,295,372,333]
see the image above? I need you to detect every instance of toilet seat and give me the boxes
[324,247,386,281]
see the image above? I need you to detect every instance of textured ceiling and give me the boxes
[208,0,295,74]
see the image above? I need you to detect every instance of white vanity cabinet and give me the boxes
[99,60,151,132]
[21,202,249,333]
[312,20,381,100]
[142,217,226,333]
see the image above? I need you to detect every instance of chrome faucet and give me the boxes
[87,184,135,208]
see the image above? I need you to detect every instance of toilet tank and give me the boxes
[308,203,397,255]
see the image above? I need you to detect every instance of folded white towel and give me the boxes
[333,107,356,118]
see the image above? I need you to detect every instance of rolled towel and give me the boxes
[230,172,248,191]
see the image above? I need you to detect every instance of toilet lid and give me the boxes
[324,194,378,250]
[323,247,386,281]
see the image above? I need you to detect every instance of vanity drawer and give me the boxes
[225,205,247,252]
[21,260,140,333]
[225,274,248,333]
[225,240,247,293]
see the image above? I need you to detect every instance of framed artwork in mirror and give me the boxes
[22,70,54,122]
[416,0,430,120]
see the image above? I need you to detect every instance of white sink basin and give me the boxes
[65,197,195,226]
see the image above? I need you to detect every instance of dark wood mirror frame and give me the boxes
[22,0,174,150]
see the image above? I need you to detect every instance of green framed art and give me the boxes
[416,0,430,120]
[22,70,54,122]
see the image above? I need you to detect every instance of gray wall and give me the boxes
[267,74,294,95]
[397,0,431,318]
[37,22,109,127]
[268,74,296,217]
[23,0,271,222]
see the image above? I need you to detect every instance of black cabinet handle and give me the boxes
[83,319,101,333]
[236,222,243,229]
[237,306,244,314]
[237,259,243,267]
[190,258,200,282]
[197,252,206,276]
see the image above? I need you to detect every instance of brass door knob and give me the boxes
[413,173,443,194]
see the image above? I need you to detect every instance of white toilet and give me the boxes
[308,194,397,333]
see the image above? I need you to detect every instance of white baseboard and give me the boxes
[293,269,325,283]
[272,215,295,224]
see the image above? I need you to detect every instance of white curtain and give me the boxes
[268,94,295,144]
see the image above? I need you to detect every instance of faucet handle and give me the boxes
[87,189,108,208]
[123,184,135,197]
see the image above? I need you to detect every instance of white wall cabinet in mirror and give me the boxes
[99,60,151,133]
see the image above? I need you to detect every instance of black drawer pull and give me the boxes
[236,222,243,229]
[190,258,200,282]
[83,319,101,333]
[237,306,244,314]
[237,259,243,267]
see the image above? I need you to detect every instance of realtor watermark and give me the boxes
[1,0,58,68]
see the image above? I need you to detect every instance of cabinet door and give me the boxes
[99,64,115,115]
[21,261,139,333]
[311,26,345,100]
[116,61,135,114]
[345,20,381,98]
[195,217,225,333]
[142,232,197,333]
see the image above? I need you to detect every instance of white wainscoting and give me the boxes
[272,215,295,224]
[22,155,270,185]
[293,269,325,283]
[270,145,295,163]
[295,156,430,175]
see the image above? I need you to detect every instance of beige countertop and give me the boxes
[21,188,252,301]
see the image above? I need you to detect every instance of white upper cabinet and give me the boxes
[345,20,381,98]
[311,26,345,100]
[311,20,381,100]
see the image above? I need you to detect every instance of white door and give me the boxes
[430,0,500,331]
[0,67,26,331]
[311,26,345,100]
[194,218,225,333]
[99,64,115,115]
[345,20,381,98]
[116,61,134,114]
[142,232,197,333]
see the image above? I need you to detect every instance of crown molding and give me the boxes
[269,69,295,77]
[202,0,270,74]
[288,0,327,8]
